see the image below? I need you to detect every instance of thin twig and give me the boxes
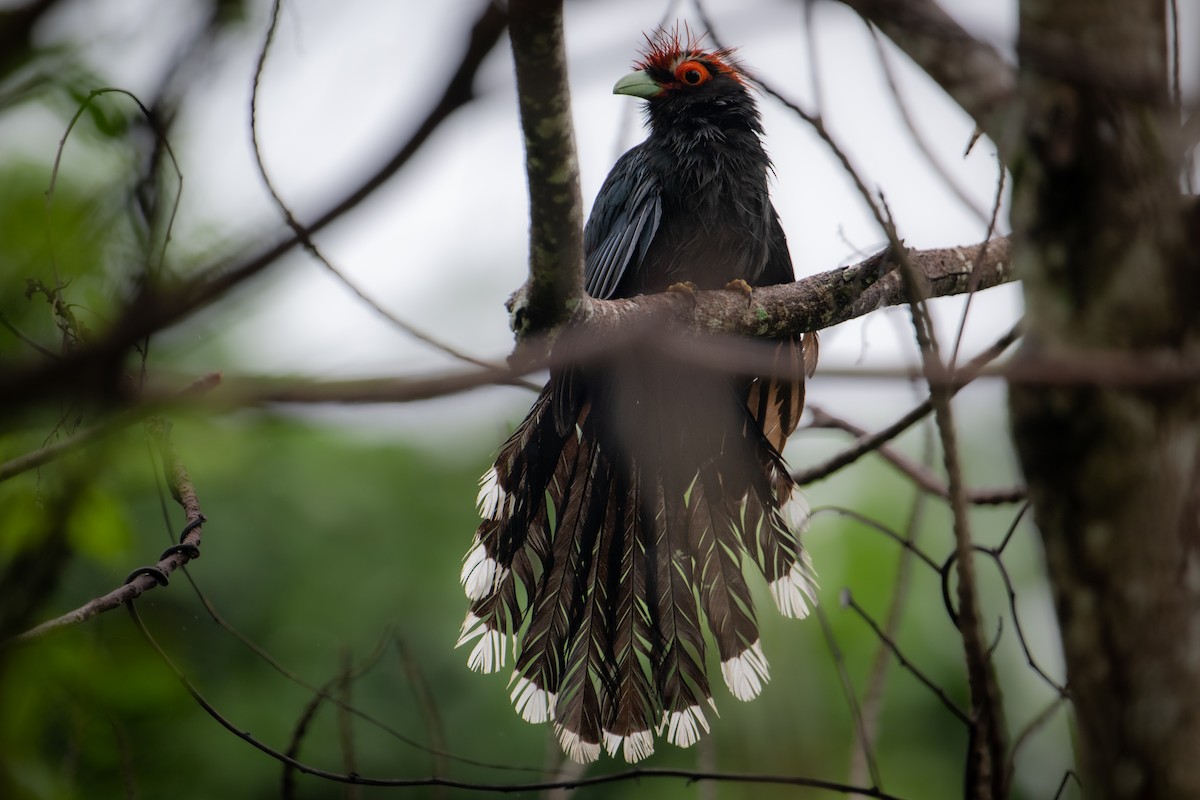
[810,506,942,573]
[175,570,535,773]
[864,22,989,223]
[1004,694,1069,788]
[849,417,932,791]
[134,600,919,799]
[280,630,396,798]
[841,591,969,725]
[815,603,883,789]
[0,310,58,358]
[806,404,1025,504]
[337,646,360,800]
[949,159,1007,368]
[1053,770,1082,799]
[393,634,450,788]
[794,324,1020,487]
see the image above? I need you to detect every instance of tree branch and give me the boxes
[0,3,508,417]
[835,0,1015,152]
[807,405,1025,504]
[507,0,585,336]
[575,237,1012,341]
[0,373,221,483]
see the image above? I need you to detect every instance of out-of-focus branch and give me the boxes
[249,0,512,378]
[807,405,1026,504]
[0,373,221,483]
[507,0,585,337]
[0,3,508,417]
[0,0,62,79]
[794,324,1019,487]
[6,419,205,645]
[835,0,1015,152]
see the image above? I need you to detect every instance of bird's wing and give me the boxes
[584,146,662,300]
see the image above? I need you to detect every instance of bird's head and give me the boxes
[614,26,760,136]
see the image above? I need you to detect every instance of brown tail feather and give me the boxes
[458,334,818,762]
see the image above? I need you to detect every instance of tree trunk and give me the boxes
[1008,1,1200,798]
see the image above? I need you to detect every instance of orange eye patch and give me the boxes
[674,60,711,86]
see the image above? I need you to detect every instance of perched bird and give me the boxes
[458,28,819,763]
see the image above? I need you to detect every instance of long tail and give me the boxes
[457,334,818,763]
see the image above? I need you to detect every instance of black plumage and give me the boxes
[458,29,819,763]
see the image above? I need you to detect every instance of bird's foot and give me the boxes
[667,281,699,308]
[724,278,754,307]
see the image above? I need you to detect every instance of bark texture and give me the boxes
[508,0,585,335]
[1008,1,1200,797]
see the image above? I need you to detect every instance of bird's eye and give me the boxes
[674,60,711,86]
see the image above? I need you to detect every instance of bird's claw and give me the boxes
[724,278,754,306]
[667,281,699,308]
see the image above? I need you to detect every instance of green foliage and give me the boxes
[0,408,1061,800]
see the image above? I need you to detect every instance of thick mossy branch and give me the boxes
[572,237,1013,340]
[508,0,585,336]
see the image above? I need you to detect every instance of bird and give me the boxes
[457,27,819,764]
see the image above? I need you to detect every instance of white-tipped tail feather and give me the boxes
[779,487,811,533]
[603,729,655,762]
[720,640,771,701]
[509,675,556,723]
[456,613,506,673]
[556,725,601,763]
[476,467,511,520]
[769,555,819,619]
[659,705,711,748]
[460,539,507,601]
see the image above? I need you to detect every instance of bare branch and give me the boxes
[248,1,507,376]
[808,405,1026,504]
[794,323,1020,486]
[841,590,970,725]
[835,0,1015,150]
[0,3,508,416]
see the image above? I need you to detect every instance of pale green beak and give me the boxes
[613,69,661,99]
